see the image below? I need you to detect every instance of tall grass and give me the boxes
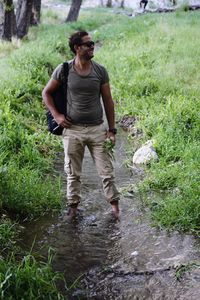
[0,253,65,300]
[0,217,20,256]
[0,216,66,299]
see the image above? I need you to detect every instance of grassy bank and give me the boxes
[93,9,200,234]
[0,216,66,299]
[0,6,199,298]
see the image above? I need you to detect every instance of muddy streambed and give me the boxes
[20,130,200,299]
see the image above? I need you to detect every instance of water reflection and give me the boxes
[44,210,121,284]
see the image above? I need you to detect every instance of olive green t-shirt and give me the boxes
[52,60,109,125]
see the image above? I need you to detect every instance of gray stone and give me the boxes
[132,140,158,165]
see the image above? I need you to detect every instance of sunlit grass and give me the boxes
[0,39,20,58]
[41,9,67,24]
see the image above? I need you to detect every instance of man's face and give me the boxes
[77,35,94,60]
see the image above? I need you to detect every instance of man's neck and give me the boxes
[74,56,92,75]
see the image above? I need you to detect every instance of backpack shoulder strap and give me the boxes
[62,62,69,115]
[63,62,69,82]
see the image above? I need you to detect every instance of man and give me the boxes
[42,31,120,219]
[140,0,148,10]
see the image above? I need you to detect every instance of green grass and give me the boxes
[0,253,65,300]
[0,216,66,299]
[0,39,20,58]
[0,217,20,256]
[1,165,62,218]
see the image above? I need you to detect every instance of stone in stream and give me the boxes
[132,140,158,165]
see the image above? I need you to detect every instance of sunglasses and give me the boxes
[79,41,95,48]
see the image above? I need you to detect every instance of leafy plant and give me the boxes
[103,138,115,160]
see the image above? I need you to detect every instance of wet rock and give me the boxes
[132,140,158,165]
[71,289,86,299]
[131,251,139,256]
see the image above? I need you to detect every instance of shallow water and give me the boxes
[20,130,200,299]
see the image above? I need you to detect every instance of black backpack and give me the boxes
[46,62,69,135]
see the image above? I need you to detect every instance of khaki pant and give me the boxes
[62,124,120,206]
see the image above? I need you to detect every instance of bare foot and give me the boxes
[111,201,120,220]
[67,207,78,219]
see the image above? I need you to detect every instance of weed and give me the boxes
[103,138,115,160]
[175,262,200,281]
[0,252,66,299]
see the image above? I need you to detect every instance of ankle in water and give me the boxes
[67,203,78,217]
[110,200,120,218]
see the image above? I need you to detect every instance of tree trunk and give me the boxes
[106,0,112,7]
[30,0,41,26]
[120,0,124,8]
[0,0,16,41]
[11,8,17,36]
[16,0,33,39]
[66,0,82,22]
[171,0,177,5]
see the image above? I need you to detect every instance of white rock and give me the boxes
[131,251,139,256]
[132,140,158,165]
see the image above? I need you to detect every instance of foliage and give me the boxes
[0,165,62,218]
[0,40,20,58]
[0,253,65,300]
[103,138,115,160]
[0,217,20,256]
[175,262,200,281]
[0,216,66,298]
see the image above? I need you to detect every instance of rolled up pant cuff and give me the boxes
[68,203,79,209]
[109,198,120,204]
[67,198,80,207]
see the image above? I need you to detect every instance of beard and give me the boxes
[84,51,94,61]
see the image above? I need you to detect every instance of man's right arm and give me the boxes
[42,78,71,128]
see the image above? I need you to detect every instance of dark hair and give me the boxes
[69,31,89,54]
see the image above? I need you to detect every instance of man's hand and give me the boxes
[106,131,116,144]
[54,113,72,128]
[104,136,115,160]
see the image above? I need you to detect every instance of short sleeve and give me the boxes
[51,64,63,84]
[101,65,109,85]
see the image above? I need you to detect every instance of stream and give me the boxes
[20,129,200,300]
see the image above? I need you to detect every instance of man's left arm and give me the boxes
[101,83,117,143]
